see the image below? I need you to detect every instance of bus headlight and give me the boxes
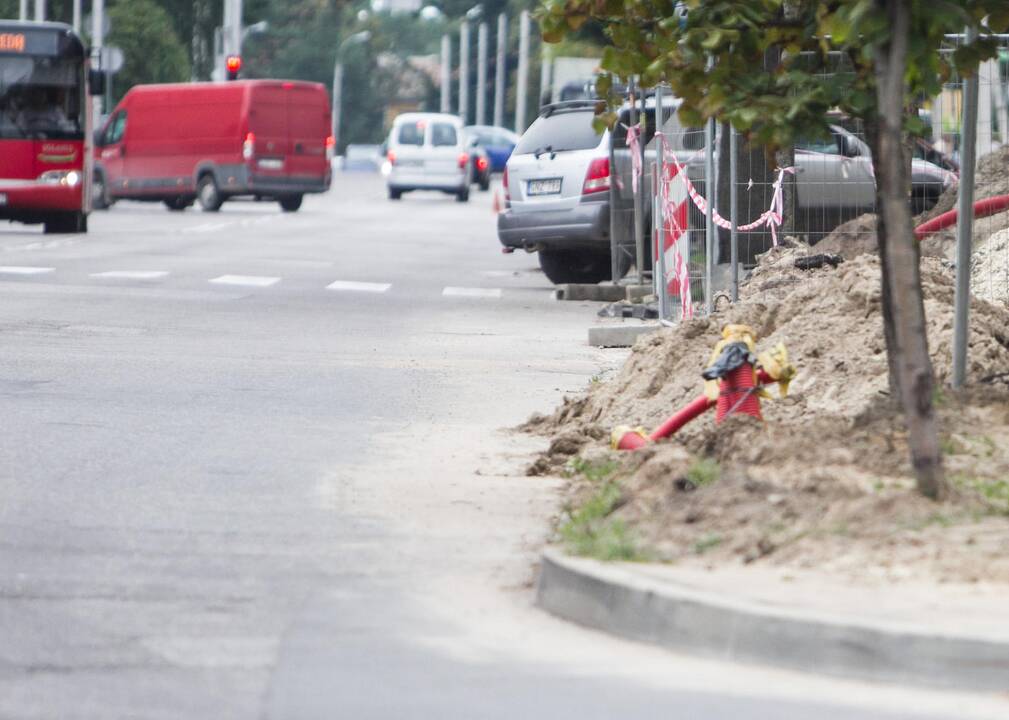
[38,170,82,187]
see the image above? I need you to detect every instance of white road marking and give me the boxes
[90,270,169,280]
[209,274,280,287]
[183,221,235,234]
[442,286,503,298]
[326,280,391,293]
[0,266,55,275]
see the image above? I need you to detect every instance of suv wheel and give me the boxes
[456,186,470,203]
[538,249,615,285]
[389,187,403,200]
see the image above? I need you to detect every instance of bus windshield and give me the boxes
[0,54,83,140]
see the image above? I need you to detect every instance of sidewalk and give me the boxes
[537,550,1009,692]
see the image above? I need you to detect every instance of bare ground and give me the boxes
[525,245,1009,583]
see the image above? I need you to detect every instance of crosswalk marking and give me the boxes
[209,274,281,287]
[0,266,55,275]
[442,286,502,298]
[91,270,169,280]
[326,280,392,293]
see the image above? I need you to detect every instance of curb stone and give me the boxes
[536,549,1009,692]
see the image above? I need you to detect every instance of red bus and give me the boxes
[0,21,100,234]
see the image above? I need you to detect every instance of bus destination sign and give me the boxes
[0,33,26,53]
[0,30,59,55]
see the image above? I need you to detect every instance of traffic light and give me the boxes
[226,55,242,81]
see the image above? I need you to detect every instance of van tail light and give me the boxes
[325,135,335,161]
[243,132,255,160]
[387,150,396,166]
[476,156,488,172]
[582,157,611,195]
[458,152,469,169]
[503,166,511,206]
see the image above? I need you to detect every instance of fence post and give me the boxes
[655,85,668,321]
[704,115,715,314]
[729,125,739,302]
[953,27,980,389]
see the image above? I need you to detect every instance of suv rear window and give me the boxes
[513,110,602,155]
[397,122,424,146]
[431,123,458,147]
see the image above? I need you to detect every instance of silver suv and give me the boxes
[497,102,620,284]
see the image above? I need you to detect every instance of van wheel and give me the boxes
[456,187,470,203]
[538,249,614,285]
[279,195,303,212]
[44,211,87,234]
[196,175,223,212]
[92,172,110,210]
[164,196,192,211]
[389,188,403,200]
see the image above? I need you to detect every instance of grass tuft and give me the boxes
[685,458,720,487]
[560,481,647,561]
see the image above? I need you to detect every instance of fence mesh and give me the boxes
[629,37,1009,324]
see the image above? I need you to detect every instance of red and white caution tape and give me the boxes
[626,123,643,195]
[656,133,795,246]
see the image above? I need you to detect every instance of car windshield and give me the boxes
[513,110,601,155]
[0,54,82,140]
[431,123,457,147]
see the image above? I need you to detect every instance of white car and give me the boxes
[386,112,473,202]
[497,102,619,284]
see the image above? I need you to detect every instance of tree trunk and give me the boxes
[872,0,945,499]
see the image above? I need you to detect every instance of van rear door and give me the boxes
[285,85,329,180]
[248,85,288,177]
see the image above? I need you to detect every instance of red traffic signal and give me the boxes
[226,55,242,80]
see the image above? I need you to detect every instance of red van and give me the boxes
[93,80,333,213]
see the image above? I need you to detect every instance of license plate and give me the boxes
[397,159,423,167]
[0,193,6,205]
[527,178,561,196]
[258,158,283,170]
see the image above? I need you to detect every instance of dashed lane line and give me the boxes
[209,274,281,288]
[0,266,55,275]
[90,270,170,280]
[442,286,503,298]
[326,280,392,293]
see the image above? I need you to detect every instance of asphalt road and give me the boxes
[0,174,1004,719]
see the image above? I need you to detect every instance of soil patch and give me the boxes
[529,245,1009,583]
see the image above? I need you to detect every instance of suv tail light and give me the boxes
[503,166,511,205]
[458,152,470,169]
[582,157,610,195]
[476,156,488,172]
[242,132,255,160]
[325,135,335,162]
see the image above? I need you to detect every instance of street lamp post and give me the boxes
[332,30,372,155]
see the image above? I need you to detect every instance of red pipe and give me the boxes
[914,193,1009,240]
[649,395,715,441]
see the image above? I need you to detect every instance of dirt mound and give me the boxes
[533,244,1009,582]
[533,247,1009,444]
[973,228,1009,306]
[814,213,879,258]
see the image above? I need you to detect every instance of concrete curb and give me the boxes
[536,550,1009,692]
[588,324,659,348]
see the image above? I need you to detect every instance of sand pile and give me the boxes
[529,244,1009,582]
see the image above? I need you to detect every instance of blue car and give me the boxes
[465,125,519,173]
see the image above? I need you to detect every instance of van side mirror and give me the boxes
[88,69,106,96]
